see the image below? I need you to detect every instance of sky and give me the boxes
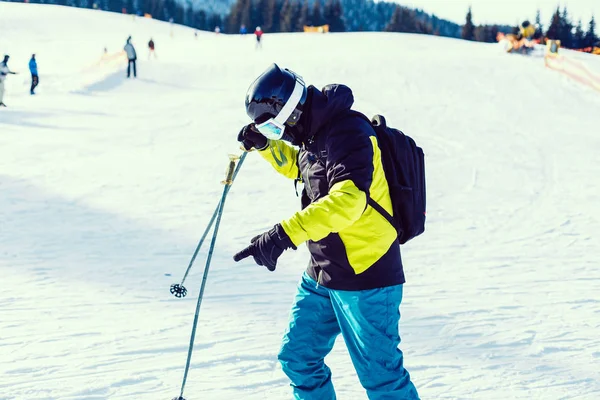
[399,0,599,26]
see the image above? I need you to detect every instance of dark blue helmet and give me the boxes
[245,63,307,124]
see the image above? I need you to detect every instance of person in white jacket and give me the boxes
[0,55,18,107]
[124,36,137,78]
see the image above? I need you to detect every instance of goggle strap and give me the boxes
[273,79,304,126]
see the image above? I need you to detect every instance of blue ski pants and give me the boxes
[278,272,419,400]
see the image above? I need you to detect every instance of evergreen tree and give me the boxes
[228,0,251,33]
[183,4,192,26]
[292,0,303,31]
[323,0,333,28]
[546,7,561,40]
[474,25,498,43]
[107,0,120,12]
[534,9,543,39]
[462,7,475,40]
[210,13,223,32]
[385,6,417,33]
[193,9,207,31]
[123,0,133,13]
[279,0,293,32]
[558,7,573,48]
[297,0,310,31]
[144,0,166,19]
[163,0,176,21]
[324,0,345,32]
[252,0,267,29]
[385,6,401,32]
[262,0,279,32]
[585,16,597,47]
[574,19,585,49]
[312,0,323,27]
[227,0,240,32]
[240,0,252,30]
[175,3,185,24]
[331,0,346,32]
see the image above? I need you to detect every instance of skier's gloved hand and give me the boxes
[237,124,268,151]
[233,224,296,271]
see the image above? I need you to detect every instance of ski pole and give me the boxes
[170,152,248,298]
[172,152,247,400]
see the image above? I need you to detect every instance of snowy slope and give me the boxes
[1,3,600,400]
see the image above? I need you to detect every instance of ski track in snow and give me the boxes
[1,3,600,400]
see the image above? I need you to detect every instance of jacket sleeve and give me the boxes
[257,139,300,180]
[281,121,374,246]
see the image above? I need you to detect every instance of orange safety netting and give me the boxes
[544,53,600,92]
[303,25,329,33]
[572,47,600,55]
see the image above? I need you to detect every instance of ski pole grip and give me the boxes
[222,155,238,185]
[225,160,235,184]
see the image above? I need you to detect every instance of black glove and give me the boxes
[233,224,296,271]
[237,124,268,151]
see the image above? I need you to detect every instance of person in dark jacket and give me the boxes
[148,38,156,59]
[29,54,39,95]
[234,63,419,400]
[124,36,137,78]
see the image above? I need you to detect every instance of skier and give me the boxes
[148,38,156,59]
[518,20,536,40]
[240,24,247,35]
[29,54,39,95]
[234,64,420,399]
[254,26,263,49]
[0,55,18,107]
[124,36,137,78]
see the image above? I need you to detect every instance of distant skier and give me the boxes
[518,20,536,40]
[0,55,18,107]
[240,24,247,35]
[254,26,263,49]
[29,54,39,95]
[235,64,420,399]
[124,36,137,78]
[148,38,157,59]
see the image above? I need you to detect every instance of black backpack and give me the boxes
[360,113,426,244]
[312,111,426,244]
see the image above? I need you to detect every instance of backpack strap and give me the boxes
[353,111,398,232]
[307,110,396,228]
[367,197,395,228]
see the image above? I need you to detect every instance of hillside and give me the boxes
[1,3,600,400]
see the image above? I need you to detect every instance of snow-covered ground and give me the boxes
[1,3,600,399]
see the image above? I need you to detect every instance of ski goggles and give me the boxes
[254,75,305,140]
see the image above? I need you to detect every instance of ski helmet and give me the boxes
[245,63,307,127]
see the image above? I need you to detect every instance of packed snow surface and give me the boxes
[1,3,600,400]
